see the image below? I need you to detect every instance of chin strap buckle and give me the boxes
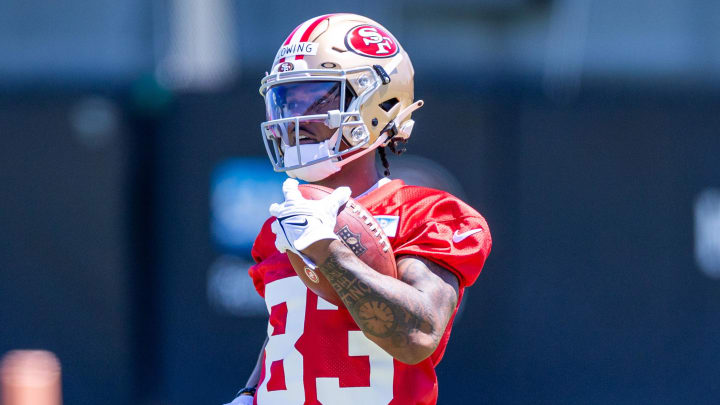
[381,100,424,146]
[381,121,398,140]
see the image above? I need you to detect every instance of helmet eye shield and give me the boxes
[259,67,382,172]
[264,80,354,147]
[265,81,352,121]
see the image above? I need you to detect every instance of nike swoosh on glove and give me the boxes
[271,217,322,269]
[269,178,351,252]
[271,219,295,254]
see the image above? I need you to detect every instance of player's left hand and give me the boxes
[269,178,350,252]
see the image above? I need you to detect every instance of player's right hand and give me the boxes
[271,219,295,254]
[271,212,320,269]
[269,178,350,251]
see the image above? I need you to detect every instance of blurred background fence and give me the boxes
[1,1,719,404]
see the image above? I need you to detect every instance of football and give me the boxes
[285,184,398,306]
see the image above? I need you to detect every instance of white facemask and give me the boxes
[282,141,341,182]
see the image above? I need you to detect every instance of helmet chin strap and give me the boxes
[282,100,424,182]
[283,141,341,182]
[336,133,388,167]
[284,133,389,182]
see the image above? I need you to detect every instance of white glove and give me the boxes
[224,393,254,405]
[271,219,320,269]
[269,178,351,252]
[271,220,295,254]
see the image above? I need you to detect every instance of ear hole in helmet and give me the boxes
[379,98,399,112]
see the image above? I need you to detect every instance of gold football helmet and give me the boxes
[259,13,423,181]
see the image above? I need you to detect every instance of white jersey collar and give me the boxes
[356,177,391,199]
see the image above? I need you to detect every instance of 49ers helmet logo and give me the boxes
[345,25,399,58]
[277,62,294,72]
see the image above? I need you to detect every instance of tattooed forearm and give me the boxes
[316,243,459,363]
[321,254,433,342]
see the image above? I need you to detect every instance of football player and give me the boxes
[227,13,491,405]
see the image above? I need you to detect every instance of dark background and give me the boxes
[1,1,720,404]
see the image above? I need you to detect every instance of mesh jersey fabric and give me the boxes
[248,179,491,405]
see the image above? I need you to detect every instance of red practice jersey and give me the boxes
[249,179,491,405]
